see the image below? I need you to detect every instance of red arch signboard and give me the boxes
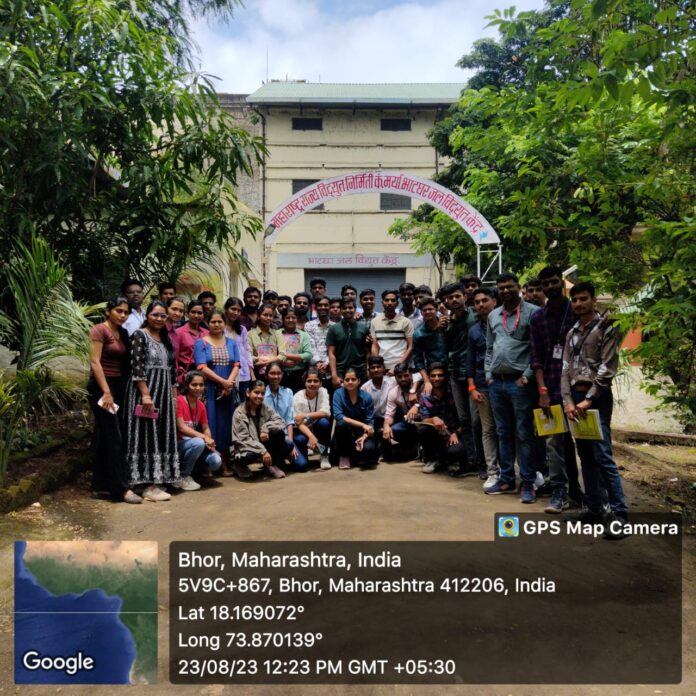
[264,170,500,247]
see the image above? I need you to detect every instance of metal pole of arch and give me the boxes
[477,243,503,285]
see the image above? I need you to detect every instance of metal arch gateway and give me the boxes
[263,170,503,283]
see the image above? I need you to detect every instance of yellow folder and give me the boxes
[568,409,604,440]
[533,405,568,437]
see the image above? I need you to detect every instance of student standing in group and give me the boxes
[328,297,342,324]
[327,298,370,386]
[397,282,423,332]
[484,272,541,503]
[526,278,546,308]
[358,288,378,329]
[309,277,327,320]
[175,370,222,490]
[361,355,396,441]
[263,290,283,329]
[383,363,421,461]
[460,274,482,316]
[247,303,287,378]
[561,282,628,536]
[443,282,479,475]
[305,296,335,393]
[418,363,467,474]
[413,296,448,394]
[157,282,176,305]
[224,297,255,401]
[332,368,377,469]
[264,362,300,470]
[198,291,217,324]
[122,279,146,335]
[88,297,142,504]
[277,295,292,317]
[165,296,186,362]
[175,300,208,385]
[280,309,312,393]
[415,285,433,307]
[341,285,363,318]
[293,368,332,470]
[194,309,240,476]
[231,380,289,480]
[467,288,501,491]
[292,292,312,331]
[530,266,583,512]
[240,286,262,331]
[370,289,414,375]
[123,300,180,501]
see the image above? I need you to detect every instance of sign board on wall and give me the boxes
[265,170,500,247]
[276,253,432,269]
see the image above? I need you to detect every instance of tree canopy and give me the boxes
[0,0,264,300]
[390,0,695,428]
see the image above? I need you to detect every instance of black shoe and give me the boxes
[603,512,630,540]
[564,508,604,523]
[449,465,479,478]
[231,460,253,479]
[477,468,487,481]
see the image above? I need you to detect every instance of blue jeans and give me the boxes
[293,417,332,469]
[572,389,627,515]
[177,437,222,476]
[488,378,536,485]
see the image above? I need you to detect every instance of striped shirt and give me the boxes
[370,314,414,370]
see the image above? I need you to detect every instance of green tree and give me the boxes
[0,236,97,484]
[392,0,695,427]
[0,0,264,301]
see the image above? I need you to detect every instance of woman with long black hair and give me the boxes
[223,296,254,400]
[87,296,141,503]
[123,300,180,501]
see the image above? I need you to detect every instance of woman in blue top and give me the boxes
[264,362,300,470]
[332,367,377,469]
[194,309,240,476]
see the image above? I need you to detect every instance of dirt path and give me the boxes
[1,455,693,695]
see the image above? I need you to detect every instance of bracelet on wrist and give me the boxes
[468,384,477,393]
[538,386,548,394]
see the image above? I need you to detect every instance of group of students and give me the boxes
[88,270,628,533]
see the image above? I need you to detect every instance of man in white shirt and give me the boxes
[304,296,334,392]
[121,279,146,335]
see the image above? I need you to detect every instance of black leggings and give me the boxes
[418,425,465,466]
[334,422,378,466]
[235,429,288,468]
[88,376,129,500]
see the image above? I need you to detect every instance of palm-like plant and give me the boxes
[0,236,100,484]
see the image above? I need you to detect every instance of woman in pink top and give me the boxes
[175,299,208,385]
[166,296,186,363]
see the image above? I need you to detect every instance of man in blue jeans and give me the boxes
[484,272,541,503]
[561,282,628,538]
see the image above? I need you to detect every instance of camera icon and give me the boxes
[498,516,519,538]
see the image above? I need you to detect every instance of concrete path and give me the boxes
[1,458,693,695]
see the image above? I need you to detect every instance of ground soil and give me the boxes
[0,412,694,695]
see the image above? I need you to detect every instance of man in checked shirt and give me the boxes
[561,281,629,535]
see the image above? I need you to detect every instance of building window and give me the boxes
[292,179,324,211]
[380,118,411,131]
[380,193,411,211]
[292,117,322,130]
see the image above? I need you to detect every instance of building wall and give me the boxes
[257,106,451,294]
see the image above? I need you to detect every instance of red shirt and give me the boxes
[175,323,209,372]
[176,395,208,441]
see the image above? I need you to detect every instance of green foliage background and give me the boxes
[390,0,695,429]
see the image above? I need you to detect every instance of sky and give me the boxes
[189,0,548,94]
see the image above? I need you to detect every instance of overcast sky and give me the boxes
[190,0,548,94]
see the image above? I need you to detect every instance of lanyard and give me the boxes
[502,304,521,335]
[571,317,600,359]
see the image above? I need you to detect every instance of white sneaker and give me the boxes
[447,462,459,473]
[483,475,499,491]
[320,455,331,470]
[534,471,546,490]
[143,486,171,502]
[172,476,201,491]
[422,461,438,474]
